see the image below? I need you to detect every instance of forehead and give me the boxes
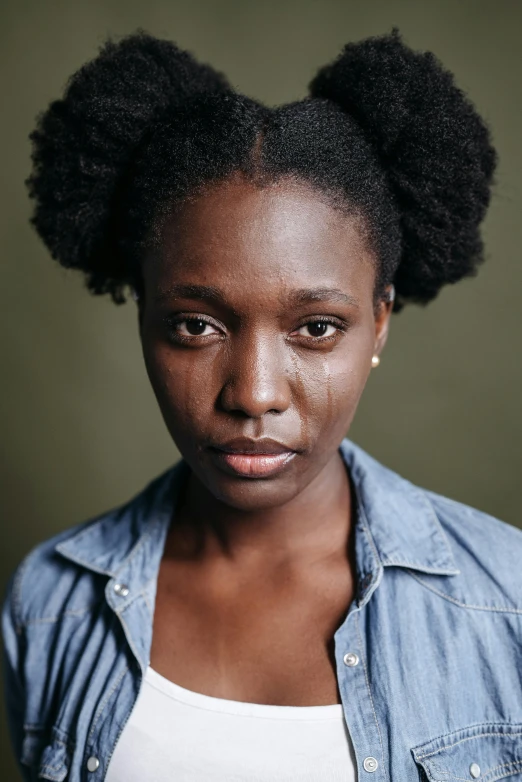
[147,176,375,305]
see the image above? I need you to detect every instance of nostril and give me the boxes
[218,377,291,418]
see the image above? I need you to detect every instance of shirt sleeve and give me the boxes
[2,568,29,782]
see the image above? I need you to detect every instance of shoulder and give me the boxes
[341,438,522,612]
[422,488,522,612]
[4,471,165,628]
[3,515,111,634]
[426,488,522,570]
[2,463,179,631]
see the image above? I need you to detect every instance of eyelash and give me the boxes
[164,314,348,345]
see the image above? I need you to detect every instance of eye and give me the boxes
[164,315,223,343]
[176,317,220,337]
[295,320,339,339]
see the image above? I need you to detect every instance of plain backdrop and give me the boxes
[1,1,521,778]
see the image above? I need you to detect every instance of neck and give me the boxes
[167,449,353,568]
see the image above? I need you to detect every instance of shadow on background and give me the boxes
[1,1,521,778]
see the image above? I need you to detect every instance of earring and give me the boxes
[371,355,380,368]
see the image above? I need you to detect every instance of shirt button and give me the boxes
[470,763,481,778]
[86,756,100,772]
[363,756,379,773]
[343,652,360,667]
[113,583,130,597]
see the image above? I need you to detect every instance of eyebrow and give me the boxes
[154,283,359,308]
[285,288,360,308]
[154,284,226,304]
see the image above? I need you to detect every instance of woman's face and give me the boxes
[139,174,392,511]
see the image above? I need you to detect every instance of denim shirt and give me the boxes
[3,437,522,782]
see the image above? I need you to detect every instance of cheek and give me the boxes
[308,338,373,435]
[142,340,217,433]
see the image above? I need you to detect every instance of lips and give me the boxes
[208,437,297,477]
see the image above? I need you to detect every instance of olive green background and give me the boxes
[1,0,521,778]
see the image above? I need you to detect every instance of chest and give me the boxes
[18,565,522,782]
[150,554,355,706]
[104,667,357,782]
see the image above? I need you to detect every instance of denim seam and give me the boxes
[141,584,154,615]
[54,517,121,575]
[22,735,69,747]
[111,518,165,609]
[355,612,388,782]
[352,492,386,607]
[343,447,457,571]
[114,512,172,616]
[360,523,381,575]
[87,665,129,743]
[101,667,143,779]
[56,499,164,579]
[382,559,460,575]
[418,760,522,782]
[351,481,382,572]
[115,575,160,614]
[114,588,146,613]
[39,761,66,773]
[54,550,117,577]
[113,524,156,579]
[38,742,72,773]
[18,603,100,628]
[417,730,522,760]
[483,760,522,782]
[420,495,461,569]
[412,723,522,755]
[406,571,522,614]
[119,608,147,671]
[55,466,175,575]
[117,471,178,580]
[21,728,74,755]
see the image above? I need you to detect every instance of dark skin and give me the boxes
[138,173,393,706]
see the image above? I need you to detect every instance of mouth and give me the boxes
[207,437,298,478]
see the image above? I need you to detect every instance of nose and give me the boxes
[219,332,291,418]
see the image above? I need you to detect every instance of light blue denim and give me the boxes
[3,438,522,782]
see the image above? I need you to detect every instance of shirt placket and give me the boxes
[80,569,156,780]
[335,532,388,782]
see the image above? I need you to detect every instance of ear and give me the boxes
[373,285,394,359]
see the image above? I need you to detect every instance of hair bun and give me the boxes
[309,28,497,308]
[26,30,229,300]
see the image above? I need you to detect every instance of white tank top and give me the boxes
[105,666,358,781]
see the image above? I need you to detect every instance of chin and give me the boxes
[193,461,306,512]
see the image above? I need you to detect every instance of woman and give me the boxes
[3,27,522,782]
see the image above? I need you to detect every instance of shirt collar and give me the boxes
[55,459,189,580]
[56,438,459,581]
[340,438,459,577]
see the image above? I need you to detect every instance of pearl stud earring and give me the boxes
[371,355,380,368]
